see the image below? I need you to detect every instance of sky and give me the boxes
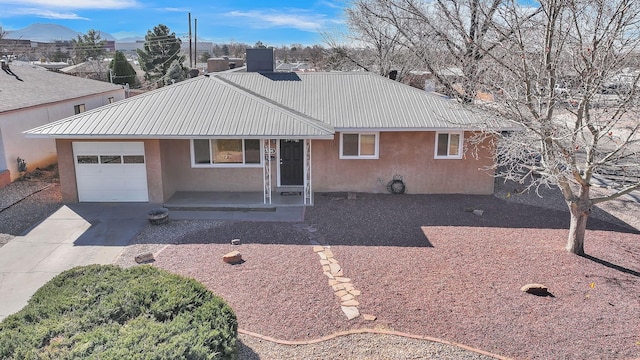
[0,0,347,46]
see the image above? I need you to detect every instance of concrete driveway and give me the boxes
[0,203,156,321]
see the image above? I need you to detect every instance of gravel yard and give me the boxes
[2,169,639,359]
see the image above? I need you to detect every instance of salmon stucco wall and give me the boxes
[56,139,78,202]
[312,131,496,195]
[159,139,263,199]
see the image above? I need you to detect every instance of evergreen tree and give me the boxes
[162,59,187,86]
[109,51,137,86]
[136,24,185,86]
[72,29,106,63]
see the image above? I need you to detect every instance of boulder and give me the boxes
[223,250,242,264]
[135,252,154,264]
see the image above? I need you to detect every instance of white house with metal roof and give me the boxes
[25,49,512,205]
[0,61,125,187]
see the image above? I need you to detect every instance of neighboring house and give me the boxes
[275,62,313,72]
[0,60,126,187]
[25,49,513,205]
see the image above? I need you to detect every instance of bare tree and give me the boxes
[324,0,419,80]
[481,0,640,255]
[341,0,513,99]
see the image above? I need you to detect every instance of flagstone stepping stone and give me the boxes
[341,299,359,307]
[341,306,360,320]
[363,314,377,321]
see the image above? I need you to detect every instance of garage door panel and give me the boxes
[73,142,149,202]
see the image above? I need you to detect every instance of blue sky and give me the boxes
[0,0,347,46]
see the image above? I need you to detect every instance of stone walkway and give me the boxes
[297,224,375,321]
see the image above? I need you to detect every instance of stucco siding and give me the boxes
[56,139,78,202]
[312,131,495,195]
[159,139,263,196]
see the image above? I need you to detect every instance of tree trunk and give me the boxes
[566,185,591,255]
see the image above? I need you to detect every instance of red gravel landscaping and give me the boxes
[154,193,640,360]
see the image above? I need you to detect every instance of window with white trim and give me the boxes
[339,132,379,159]
[435,132,463,159]
[191,139,262,167]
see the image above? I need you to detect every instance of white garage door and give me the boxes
[73,142,148,202]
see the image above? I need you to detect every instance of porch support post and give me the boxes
[263,139,272,204]
[304,139,313,205]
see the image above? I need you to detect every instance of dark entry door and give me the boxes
[280,140,304,186]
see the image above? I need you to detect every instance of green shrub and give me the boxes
[0,265,237,359]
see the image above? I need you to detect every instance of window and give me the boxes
[74,104,86,114]
[339,132,379,159]
[435,132,463,159]
[191,139,262,167]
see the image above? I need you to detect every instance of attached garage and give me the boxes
[72,142,148,202]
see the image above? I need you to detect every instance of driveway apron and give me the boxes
[0,203,155,321]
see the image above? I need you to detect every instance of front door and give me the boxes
[280,140,304,186]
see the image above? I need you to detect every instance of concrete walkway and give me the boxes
[0,203,155,321]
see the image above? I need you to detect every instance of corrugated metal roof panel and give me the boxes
[26,75,335,138]
[26,71,513,139]
[217,72,510,130]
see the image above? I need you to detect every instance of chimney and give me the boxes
[246,48,275,72]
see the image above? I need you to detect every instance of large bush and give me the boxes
[0,265,237,359]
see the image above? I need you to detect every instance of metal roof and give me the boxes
[25,74,335,138]
[216,72,511,130]
[0,62,123,113]
[25,70,513,139]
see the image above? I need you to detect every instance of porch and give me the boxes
[163,191,306,211]
[162,191,307,222]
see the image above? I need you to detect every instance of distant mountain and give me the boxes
[5,23,117,42]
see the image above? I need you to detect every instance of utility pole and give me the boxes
[194,18,197,67]
[188,12,192,68]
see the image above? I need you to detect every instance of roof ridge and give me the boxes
[211,74,334,134]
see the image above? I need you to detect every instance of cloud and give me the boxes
[0,0,138,9]
[160,7,190,12]
[226,9,327,32]
[8,8,90,20]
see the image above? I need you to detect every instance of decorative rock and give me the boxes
[222,250,242,264]
[341,299,360,306]
[313,246,324,252]
[320,259,330,265]
[328,258,338,264]
[363,314,377,321]
[347,192,357,200]
[332,284,345,291]
[341,306,360,320]
[334,270,344,277]
[328,279,339,286]
[135,252,154,264]
[231,238,240,245]
[324,250,334,258]
[463,207,475,212]
[521,283,549,296]
[336,277,351,283]
[473,209,484,216]
[322,265,331,273]
[349,289,362,296]
[318,252,327,260]
[323,272,335,279]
